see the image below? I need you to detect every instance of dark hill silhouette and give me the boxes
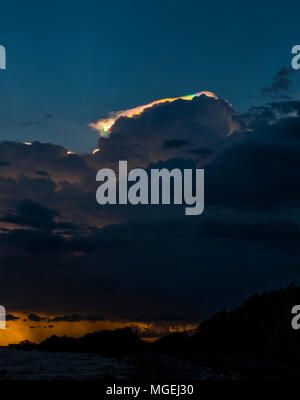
[190,283,300,366]
[153,284,300,373]
[11,327,146,356]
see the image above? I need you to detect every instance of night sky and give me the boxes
[0,1,300,344]
[0,0,299,151]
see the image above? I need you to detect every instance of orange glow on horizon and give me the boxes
[0,312,197,346]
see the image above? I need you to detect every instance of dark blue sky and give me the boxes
[0,0,299,151]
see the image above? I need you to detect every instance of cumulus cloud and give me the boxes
[28,313,44,322]
[0,199,80,232]
[206,101,300,210]
[1,95,300,323]
[95,95,242,169]
[261,68,295,99]
[49,314,106,323]
[6,314,19,321]
[0,95,244,230]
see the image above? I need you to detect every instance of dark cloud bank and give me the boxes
[1,94,300,323]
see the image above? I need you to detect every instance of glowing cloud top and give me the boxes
[89,91,218,137]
